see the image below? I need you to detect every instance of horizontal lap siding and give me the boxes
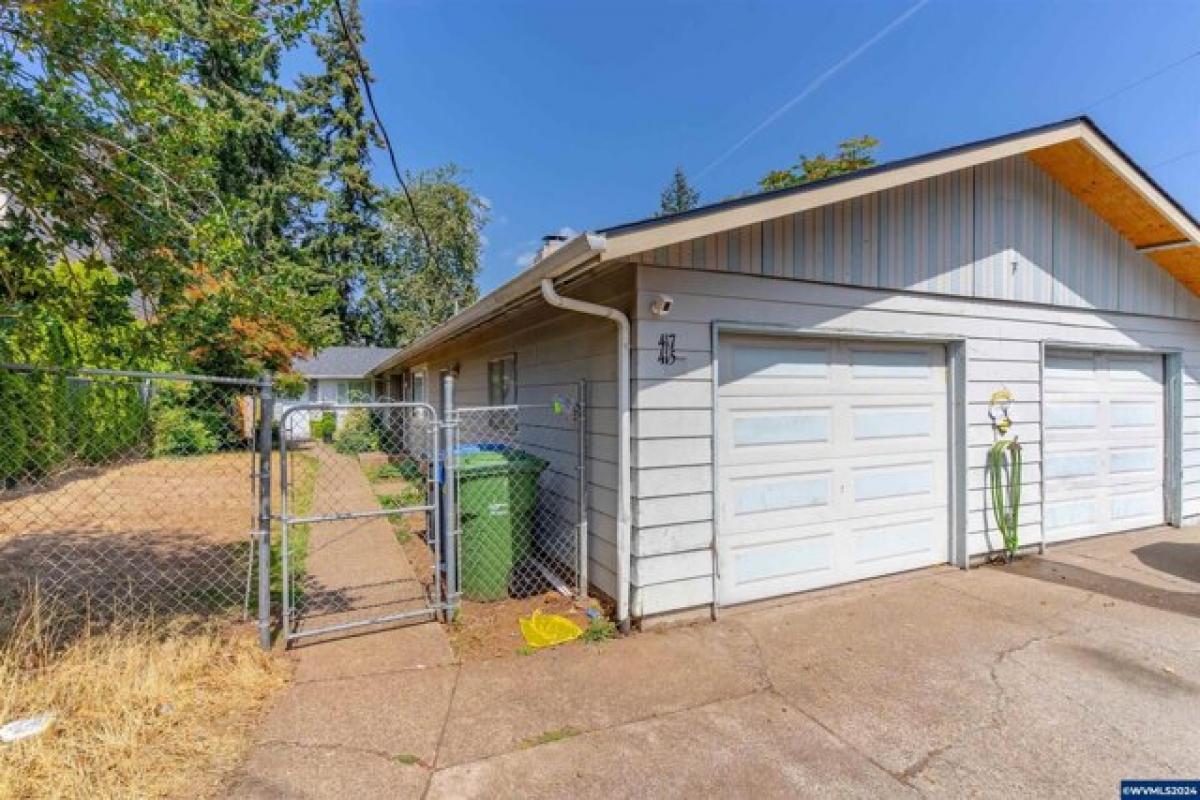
[631,265,1200,617]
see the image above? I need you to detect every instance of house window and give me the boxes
[488,355,517,406]
[410,370,426,403]
[348,380,369,401]
[336,381,349,403]
[307,380,318,401]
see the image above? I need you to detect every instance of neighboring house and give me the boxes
[279,346,398,436]
[369,117,1200,629]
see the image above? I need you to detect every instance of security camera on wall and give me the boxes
[650,295,673,316]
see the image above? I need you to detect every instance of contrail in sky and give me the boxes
[696,0,931,180]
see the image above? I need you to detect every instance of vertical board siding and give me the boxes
[632,265,1200,619]
[636,155,1195,321]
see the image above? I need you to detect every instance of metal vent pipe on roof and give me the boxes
[540,276,632,632]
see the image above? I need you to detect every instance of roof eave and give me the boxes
[371,232,608,375]
[599,118,1096,261]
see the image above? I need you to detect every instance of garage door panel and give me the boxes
[1110,488,1162,525]
[850,512,947,573]
[1043,349,1165,544]
[1110,400,1159,430]
[1107,354,1162,385]
[851,459,943,507]
[1109,446,1160,476]
[723,530,837,604]
[725,469,834,533]
[1043,399,1100,432]
[851,403,936,441]
[718,335,950,605]
[846,345,938,381]
[728,407,832,447]
[1043,449,1102,481]
[1045,352,1096,381]
[725,340,832,384]
[1043,496,1099,538]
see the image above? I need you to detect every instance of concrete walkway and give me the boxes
[233,444,456,798]
[290,444,431,635]
[231,524,1200,798]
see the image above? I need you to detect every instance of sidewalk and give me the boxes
[231,444,458,798]
[230,524,1200,799]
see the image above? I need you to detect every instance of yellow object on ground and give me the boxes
[519,610,583,649]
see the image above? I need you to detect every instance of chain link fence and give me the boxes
[453,389,586,604]
[1,362,592,642]
[0,364,263,627]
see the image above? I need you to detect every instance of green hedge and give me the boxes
[0,370,151,486]
[0,370,245,485]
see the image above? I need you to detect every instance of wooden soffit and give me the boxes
[1027,138,1200,287]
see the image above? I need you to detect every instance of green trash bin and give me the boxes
[456,447,548,601]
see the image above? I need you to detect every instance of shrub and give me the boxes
[333,409,379,454]
[149,382,240,457]
[152,406,219,457]
[310,412,336,442]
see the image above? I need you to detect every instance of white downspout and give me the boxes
[540,277,633,631]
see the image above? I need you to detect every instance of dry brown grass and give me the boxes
[0,595,289,799]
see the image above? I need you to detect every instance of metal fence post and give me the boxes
[440,372,459,620]
[256,373,275,649]
[576,379,589,598]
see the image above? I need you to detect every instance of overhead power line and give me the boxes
[1082,47,1200,111]
[1151,146,1200,169]
[332,0,440,271]
[696,0,930,180]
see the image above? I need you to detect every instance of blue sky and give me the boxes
[288,0,1200,293]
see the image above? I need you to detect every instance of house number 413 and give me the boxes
[657,333,677,366]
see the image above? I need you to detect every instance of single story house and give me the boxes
[280,346,398,435]
[370,117,1200,629]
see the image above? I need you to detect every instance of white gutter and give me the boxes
[373,233,608,374]
[540,277,633,632]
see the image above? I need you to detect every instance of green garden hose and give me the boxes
[988,438,1022,559]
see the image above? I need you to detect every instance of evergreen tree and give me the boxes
[292,0,386,344]
[290,0,484,348]
[658,166,701,216]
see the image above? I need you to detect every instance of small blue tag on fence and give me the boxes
[1121,780,1200,797]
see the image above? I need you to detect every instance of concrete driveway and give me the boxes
[234,526,1200,799]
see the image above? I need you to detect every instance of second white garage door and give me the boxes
[1043,350,1165,543]
[717,336,950,606]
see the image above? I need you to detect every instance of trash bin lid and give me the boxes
[455,443,510,456]
[456,448,547,475]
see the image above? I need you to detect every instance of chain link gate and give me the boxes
[276,400,453,642]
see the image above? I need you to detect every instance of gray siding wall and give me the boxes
[632,155,1200,321]
[394,293,627,599]
[631,265,1200,618]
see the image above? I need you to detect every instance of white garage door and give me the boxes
[1043,350,1165,543]
[717,336,950,606]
